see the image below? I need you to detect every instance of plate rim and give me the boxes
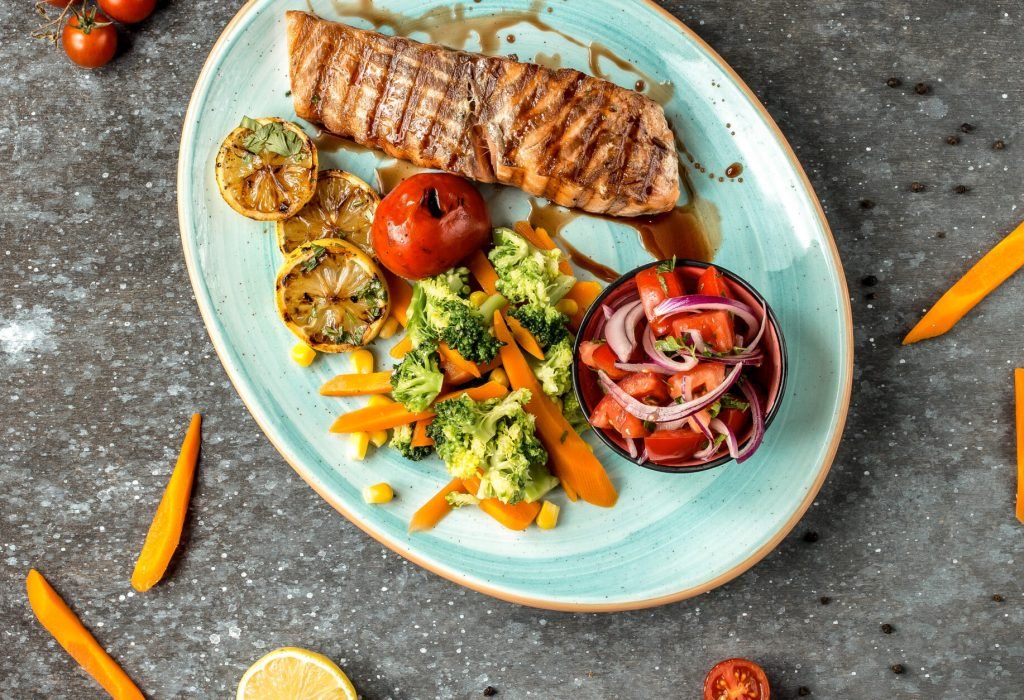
[177,0,854,612]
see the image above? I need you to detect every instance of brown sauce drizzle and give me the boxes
[374,159,431,194]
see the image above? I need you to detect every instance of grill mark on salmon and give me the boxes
[286,11,678,216]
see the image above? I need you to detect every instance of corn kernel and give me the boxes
[363,482,394,504]
[290,342,317,367]
[350,432,370,460]
[367,394,393,408]
[351,348,374,374]
[555,298,579,317]
[489,367,510,388]
[378,316,400,340]
[469,290,489,307]
[536,500,560,529]
[369,429,389,448]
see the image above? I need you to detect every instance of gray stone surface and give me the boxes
[2,1,1023,698]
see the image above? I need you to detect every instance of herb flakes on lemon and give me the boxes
[277,169,379,256]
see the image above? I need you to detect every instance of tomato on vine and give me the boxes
[62,7,117,68]
[98,0,156,24]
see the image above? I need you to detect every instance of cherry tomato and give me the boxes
[703,658,770,700]
[616,372,670,404]
[697,265,732,298]
[671,311,735,353]
[643,428,705,462]
[62,9,117,69]
[588,394,649,438]
[635,265,684,335]
[98,0,156,24]
[371,173,490,279]
[668,363,725,399]
[578,341,629,380]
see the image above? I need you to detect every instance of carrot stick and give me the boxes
[131,413,202,593]
[904,220,1024,344]
[26,569,145,699]
[462,477,542,530]
[320,371,393,396]
[564,280,603,329]
[1016,369,1024,524]
[561,478,578,502]
[389,335,413,360]
[467,249,500,295]
[412,419,434,447]
[384,270,413,327]
[493,313,617,507]
[514,221,574,275]
[331,382,508,433]
[409,478,467,532]
[506,316,545,360]
[443,356,501,386]
[438,342,480,378]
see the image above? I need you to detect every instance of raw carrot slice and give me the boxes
[409,478,467,532]
[438,342,480,378]
[561,478,578,502]
[389,335,414,360]
[26,569,145,700]
[506,315,545,360]
[320,371,393,396]
[1016,369,1024,524]
[331,382,508,433]
[467,249,499,295]
[385,270,413,327]
[412,419,434,447]
[463,477,542,531]
[493,312,617,507]
[131,413,202,593]
[904,219,1024,344]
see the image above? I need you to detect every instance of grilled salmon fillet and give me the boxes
[286,11,679,217]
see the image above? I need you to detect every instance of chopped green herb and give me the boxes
[300,244,328,273]
[656,256,677,274]
[311,94,321,104]
[239,116,305,157]
[720,394,750,411]
[560,430,569,444]
[285,90,292,97]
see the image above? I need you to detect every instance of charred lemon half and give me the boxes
[275,239,389,352]
[277,170,379,256]
[216,117,318,221]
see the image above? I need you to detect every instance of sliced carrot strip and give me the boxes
[131,413,202,593]
[412,419,434,447]
[564,280,603,329]
[514,221,574,275]
[506,315,545,360]
[438,342,481,378]
[561,478,578,502]
[1016,369,1024,524]
[331,382,508,433]
[467,249,500,296]
[385,270,413,327]
[463,476,542,530]
[389,335,414,360]
[26,569,145,699]
[409,478,467,533]
[493,312,617,507]
[443,356,501,386]
[904,220,1024,344]
[320,371,393,397]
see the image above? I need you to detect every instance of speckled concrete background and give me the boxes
[2,1,1023,698]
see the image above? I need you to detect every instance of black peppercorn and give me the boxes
[862,275,878,287]
[891,664,905,675]
[960,123,975,133]
[802,531,819,543]
[820,596,831,605]
[910,182,925,193]
[946,135,960,145]
[859,199,875,209]
[992,594,1005,602]
[483,687,498,697]
[798,687,811,696]
[936,231,946,239]
[865,292,876,301]
[881,623,894,634]
[954,185,970,194]
[994,140,1006,151]
[886,77,901,88]
[914,82,930,95]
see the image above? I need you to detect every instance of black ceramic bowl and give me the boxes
[572,259,788,473]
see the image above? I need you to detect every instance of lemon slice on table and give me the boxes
[236,646,357,700]
[276,238,389,352]
[216,117,318,221]
[277,170,379,256]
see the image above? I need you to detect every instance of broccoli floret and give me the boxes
[488,227,576,306]
[406,269,506,364]
[388,423,433,461]
[427,388,554,504]
[445,492,480,508]
[560,391,590,435]
[529,338,574,398]
[509,303,571,350]
[390,346,443,412]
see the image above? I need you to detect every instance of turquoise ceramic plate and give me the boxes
[178,0,852,611]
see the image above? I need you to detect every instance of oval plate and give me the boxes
[178,0,852,611]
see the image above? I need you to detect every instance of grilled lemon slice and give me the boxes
[276,238,389,352]
[216,117,318,221]
[277,169,379,255]
[236,647,357,700]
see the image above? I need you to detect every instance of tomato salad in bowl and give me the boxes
[573,260,787,472]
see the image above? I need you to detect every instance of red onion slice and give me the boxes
[693,437,719,461]
[686,330,705,355]
[643,326,698,372]
[626,437,639,459]
[606,300,644,363]
[735,378,766,463]
[597,363,744,423]
[637,446,649,464]
[653,295,759,332]
[709,418,740,458]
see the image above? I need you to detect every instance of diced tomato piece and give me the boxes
[589,394,650,438]
[644,429,706,462]
[668,363,727,399]
[579,341,629,380]
[616,372,670,404]
[588,394,617,429]
[697,265,731,298]
[636,266,685,335]
[719,406,750,436]
[671,311,735,353]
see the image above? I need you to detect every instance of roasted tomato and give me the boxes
[703,658,770,700]
[371,173,490,279]
[579,341,628,380]
[635,264,684,335]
